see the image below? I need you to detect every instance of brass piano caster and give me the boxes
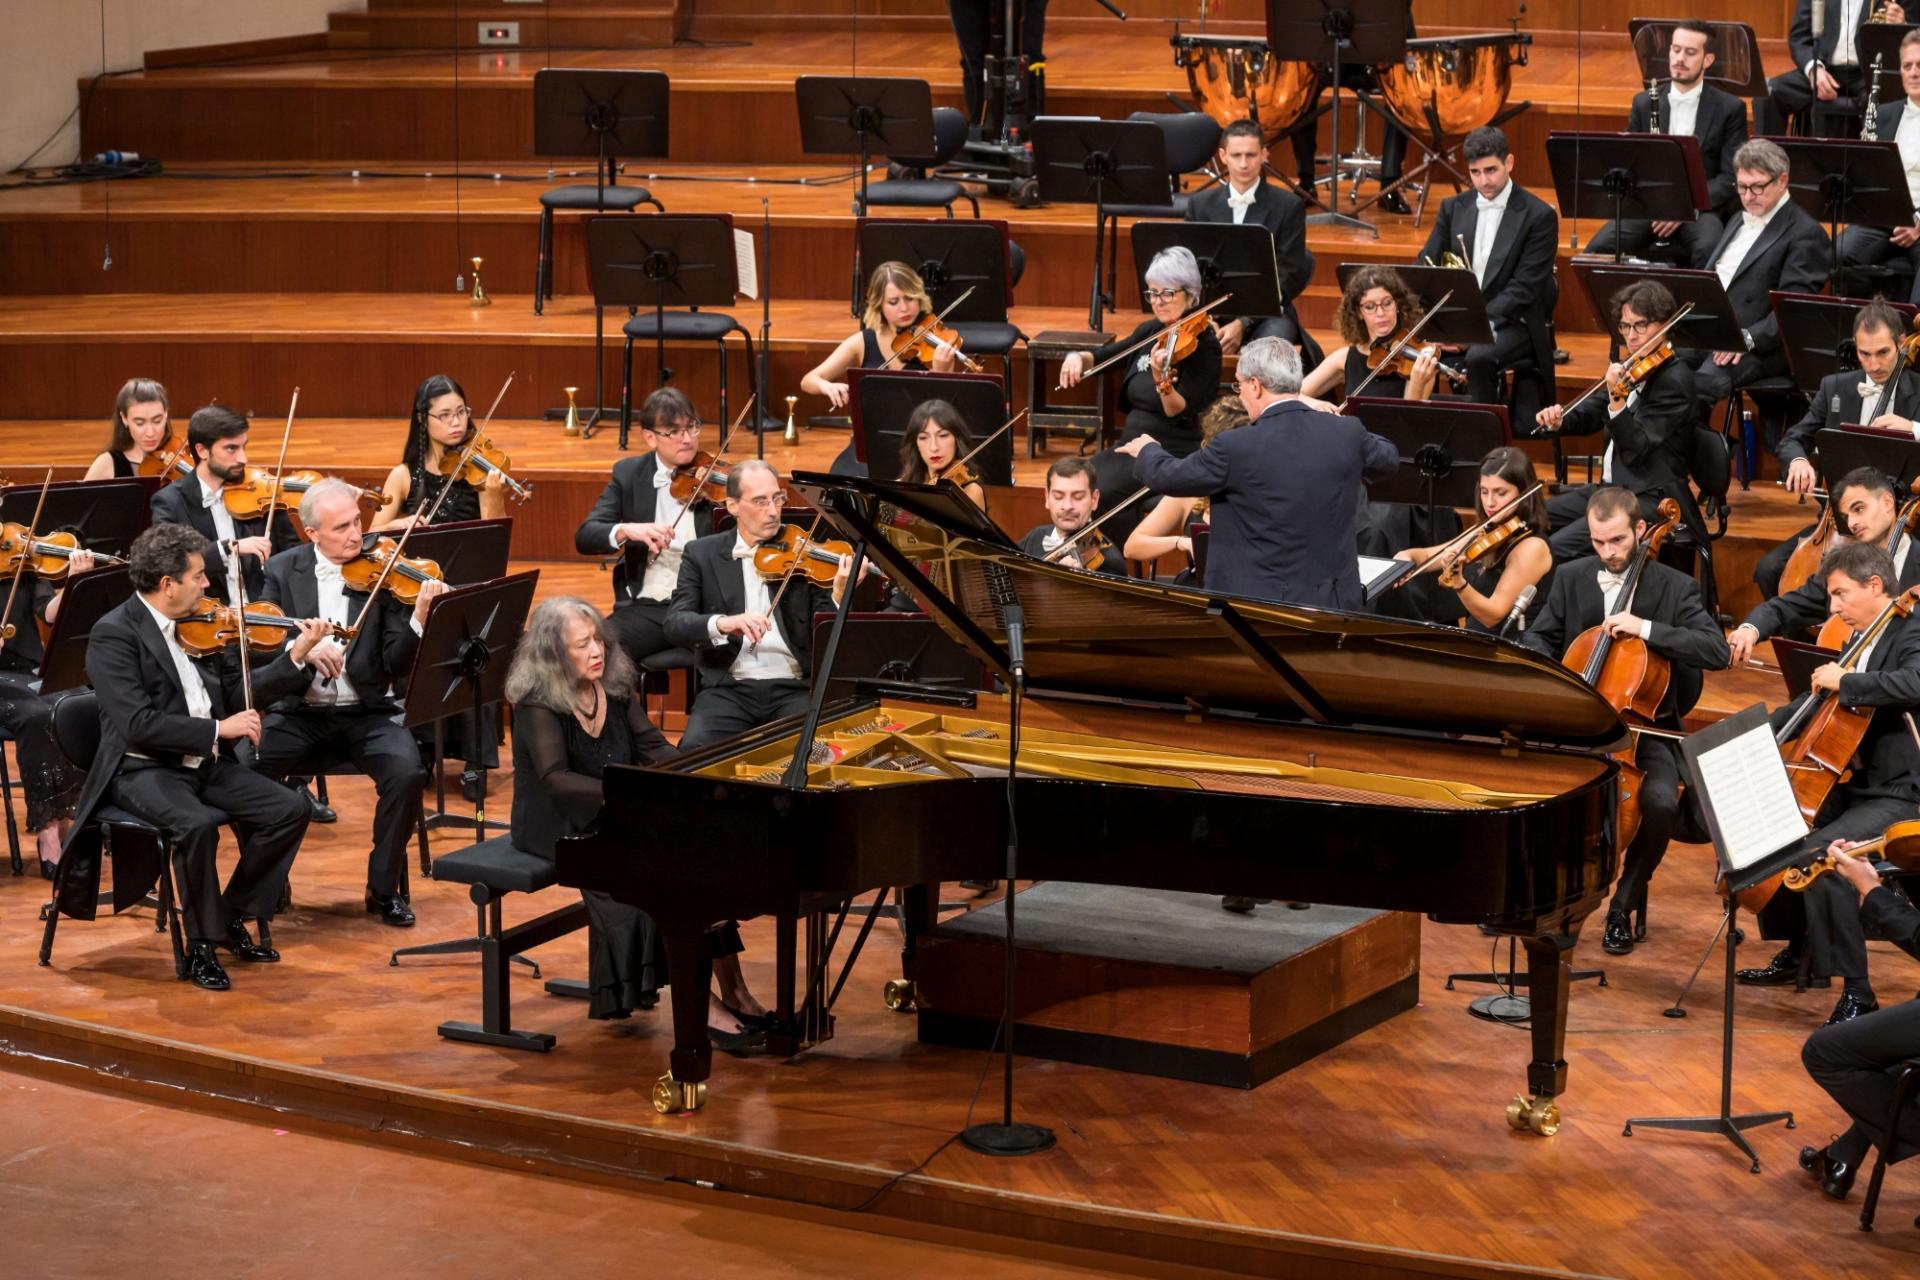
[651,1074,707,1115]
[1506,1094,1560,1137]
[883,978,917,1012]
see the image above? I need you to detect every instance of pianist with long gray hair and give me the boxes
[504,595,770,1053]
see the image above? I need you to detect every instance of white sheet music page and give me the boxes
[734,229,759,299]
[1692,717,1807,872]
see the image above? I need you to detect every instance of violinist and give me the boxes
[1737,543,1920,1026]
[1391,446,1552,634]
[800,262,959,475]
[1123,397,1249,580]
[574,388,716,666]
[1298,266,1444,403]
[1020,458,1127,577]
[64,524,330,990]
[1774,303,1920,498]
[149,404,302,605]
[1536,280,1699,563]
[1520,487,1730,955]
[897,399,986,510]
[0,539,98,879]
[255,479,448,927]
[82,377,171,480]
[372,374,507,531]
[1729,467,1920,667]
[1184,119,1319,363]
[664,461,856,750]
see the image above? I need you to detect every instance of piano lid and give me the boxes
[795,471,1628,752]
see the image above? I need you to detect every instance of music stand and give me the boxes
[1568,263,1748,357]
[585,213,754,451]
[850,370,1011,482]
[394,517,513,586]
[1129,220,1282,322]
[1777,138,1916,284]
[1774,291,1914,389]
[808,614,985,703]
[1858,23,1920,104]
[1267,0,1410,236]
[1336,263,1493,346]
[855,218,1015,359]
[1546,132,1710,263]
[1346,397,1510,532]
[1816,426,1920,492]
[1029,118,1171,331]
[1771,637,1841,702]
[403,571,538,838]
[1626,20,1767,99]
[793,76,936,217]
[0,479,150,559]
[36,564,133,694]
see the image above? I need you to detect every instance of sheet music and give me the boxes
[734,229,759,299]
[1357,556,1404,590]
[1691,719,1807,872]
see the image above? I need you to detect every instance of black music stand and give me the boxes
[1627,20,1767,99]
[1772,637,1841,702]
[1569,264,1747,357]
[794,76,936,217]
[1547,132,1710,263]
[404,571,537,839]
[530,69,670,434]
[1029,118,1171,331]
[1336,263,1493,346]
[850,370,1011,482]
[36,564,133,694]
[1129,220,1282,321]
[1858,23,1919,103]
[1774,291,1915,388]
[808,614,985,703]
[1346,398,1510,532]
[855,218,1016,363]
[585,213,753,451]
[0,479,150,559]
[1777,138,1916,285]
[1267,0,1409,236]
[1816,426,1920,492]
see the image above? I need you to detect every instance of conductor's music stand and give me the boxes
[1547,131,1710,262]
[36,564,132,694]
[585,213,757,452]
[1029,117,1171,331]
[794,76,937,217]
[1777,137,1916,286]
[855,218,1019,372]
[1345,398,1510,533]
[1266,0,1410,236]
[0,479,150,559]
[1336,263,1494,347]
[1129,220,1282,324]
[850,371,1012,483]
[1774,291,1915,389]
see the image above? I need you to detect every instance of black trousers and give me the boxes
[1681,347,1792,445]
[948,0,1048,123]
[257,707,424,897]
[1584,214,1723,266]
[0,672,83,832]
[1613,735,1681,916]
[1757,793,1913,983]
[1462,323,1535,408]
[607,598,673,667]
[1762,64,1868,137]
[1836,224,1920,305]
[681,678,813,751]
[1803,995,1920,1165]
[108,757,309,944]
[1754,524,1814,603]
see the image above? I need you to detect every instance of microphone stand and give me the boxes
[756,197,773,459]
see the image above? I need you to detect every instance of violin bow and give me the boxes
[1042,486,1152,563]
[0,469,53,654]
[1064,295,1233,389]
[1559,303,1695,418]
[715,392,756,460]
[754,510,826,656]
[938,408,1027,484]
[1337,290,1454,409]
[255,386,299,557]
[461,371,526,498]
[876,286,978,372]
[1395,482,1544,586]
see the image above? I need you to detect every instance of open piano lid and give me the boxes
[795,471,1627,753]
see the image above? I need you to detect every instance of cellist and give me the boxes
[1736,542,1920,1026]
[1520,487,1730,956]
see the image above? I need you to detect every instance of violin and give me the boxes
[438,433,534,504]
[1364,328,1470,390]
[1436,516,1531,590]
[1057,527,1115,573]
[669,452,732,505]
[337,537,446,606]
[1782,818,1920,894]
[0,524,125,581]
[752,524,856,586]
[1155,309,1215,378]
[1605,340,1675,401]
[1062,295,1233,390]
[1556,303,1695,421]
[173,600,352,658]
[890,312,983,373]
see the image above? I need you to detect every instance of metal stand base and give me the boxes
[960,1121,1057,1157]
[437,1021,556,1052]
[1467,993,1534,1025]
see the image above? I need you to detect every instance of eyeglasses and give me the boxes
[1619,319,1656,335]
[740,494,787,510]
[1144,288,1187,303]
[428,406,473,424]
[654,421,702,439]
[1735,176,1778,197]
[1358,299,1397,315]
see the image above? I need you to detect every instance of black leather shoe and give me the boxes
[300,784,337,825]
[186,943,232,990]
[36,857,57,882]
[220,919,279,962]
[721,1001,775,1031]
[1377,189,1412,216]
[1800,1144,1858,1199]
[709,1023,767,1055]
[459,769,484,804]
[1826,991,1880,1025]
[1601,911,1634,955]
[1736,947,1810,986]
[364,892,416,927]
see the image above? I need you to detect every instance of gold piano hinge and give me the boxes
[1499,730,1522,757]
[1182,696,1206,722]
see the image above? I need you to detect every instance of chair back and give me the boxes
[49,689,101,772]
[888,106,970,171]
[1690,426,1732,504]
[1128,110,1223,179]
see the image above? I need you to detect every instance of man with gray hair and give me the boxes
[256,476,448,926]
[1115,337,1397,609]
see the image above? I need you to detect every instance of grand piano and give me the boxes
[557,472,1624,1132]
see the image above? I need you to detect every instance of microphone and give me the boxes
[1499,585,1538,639]
[1003,604,1027,685]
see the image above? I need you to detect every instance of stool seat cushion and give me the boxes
[431,835,557,894]
[622,311,744,341]
[639,647,696,672]
[97,803,231,830]
[1103,196,1189,219]
[539,185,651,211]
[864,178,964,208]
[950,321,1022,356]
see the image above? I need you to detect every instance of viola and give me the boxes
[752,524,855,586]
[669,452,732,505]
[0,524,125,581]
[1605,340,1675,401]
[1436,516,1531,590]
[438,434,534,504]
[890,311,983,373]
[215,468,385,521]
[1364,328,1470,389]
[1783,818,1920,894]
[174,600,352,658]
[337,537,446,606]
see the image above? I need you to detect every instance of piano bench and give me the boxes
[389,835,589,1052]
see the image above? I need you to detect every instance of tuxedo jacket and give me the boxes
[1769,608,1920,802]
[1692,201,1830,357]
[664,529,834,690]
[1790,0,1881,73]
[1520,555,1731,725]
[149,473,301,604]
[1419,183,1559,331]
[1744,530,1920,641]
[572,451,715,608]
[1626,83,1748,213]
[1561,357,1697,501]
[1184,181,1315,312]
[1017,524,1129,576]
[257,540,421,714]
[1777,368,1920,470]
[68,594,309,842]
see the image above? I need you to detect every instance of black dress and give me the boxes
[110,452,136,478]
[510,696,742,1020]
[1342,343,1407,400]
[403,461,481,525]
[0,580,84,832]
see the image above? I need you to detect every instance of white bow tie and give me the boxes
[200,484,225,509]
[1041,527,1067,552]
[1861,379,1883,401]
[1226,186,1257,210]
[1597,569,1627,594]
[652,464,673,491]
[1742,211,1767,233]
[731,540,757,561]
[1477,196,1502,212]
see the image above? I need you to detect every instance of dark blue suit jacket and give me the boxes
[1132,400,1398,609]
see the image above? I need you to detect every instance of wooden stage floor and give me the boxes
[2,750,1917,1279]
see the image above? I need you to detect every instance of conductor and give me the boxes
[1114,337,1398,609]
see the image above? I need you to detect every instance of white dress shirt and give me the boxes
[1471,181,1512,287]
[1225,181,1259,226]
[1834,0,1864,68]
[136,593,217,766]
[1852,631,1880,675]
[1713,193,1789,297]
[1896,100,1920,209]
[1596,567,1655,640]
[304,556,362,706]
[1601,385,1643,484]
[1665,80,1703,139]
[633,465,693,602]
[705,535,803,681]
[199,479,243,602]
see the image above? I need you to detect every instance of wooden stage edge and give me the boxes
[0,1005,1576,1280]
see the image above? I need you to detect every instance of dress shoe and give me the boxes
[708,1023,767,1055]
[459,768,485,804]
[36,857,57,883]
[959,878,1000,893]
[364,891,416,927]
[185,943,232,991]
[1799,1144,1858,1199]
[220,919,279,962]
[1825,991,1879,1025]
[1601,911,1634,955]
[300,783,337,825]
[1377,189,1411,216]
[1735,947,1816,987]
[721,1001,775,1031]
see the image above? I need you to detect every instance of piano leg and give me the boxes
[886,884,939,1013]
[653,926,715,1115]
[1510,934,1572,1137]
